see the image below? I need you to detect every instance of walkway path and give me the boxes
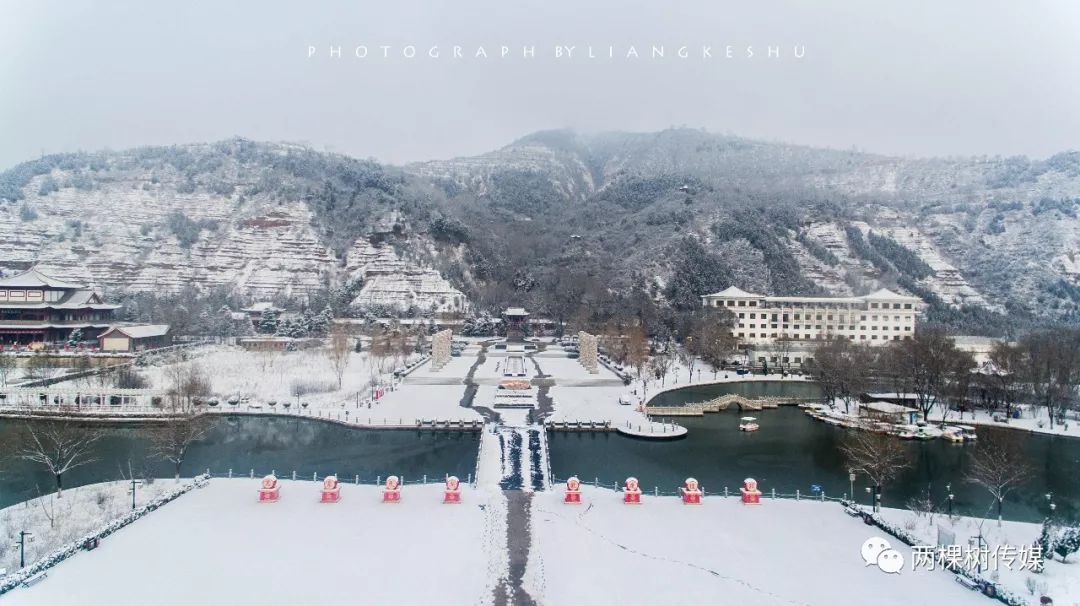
[461,343,499,423]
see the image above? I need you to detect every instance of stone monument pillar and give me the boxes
[578,330,598,374]
[431,329,453,370]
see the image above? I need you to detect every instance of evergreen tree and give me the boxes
[258,309,279,334]
[313,306,333,336]
[298,309,314,336]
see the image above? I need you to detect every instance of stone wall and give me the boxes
[431,329,453,370]
[578,331,598,374]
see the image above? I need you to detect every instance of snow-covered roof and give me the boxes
[860,288,921,301]
[504,307,529,316]
[100,324,170,339]
[864,392,919,401]
[0,267,86,289]
[241,302,279,313]
[861,402,917,414]
[704,286,761,298]
[0,288,118,310]
[703,285,921,305]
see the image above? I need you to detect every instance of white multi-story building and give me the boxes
[701,286,921,346]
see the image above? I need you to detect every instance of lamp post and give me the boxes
[848,470,855,502]
[865,486,872,509]
[946,483,954,516]
[1047,492,1056,521]
[129,477,143,510]
[15,531,33,568]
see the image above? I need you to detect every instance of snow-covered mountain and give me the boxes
[1,131,1077,328]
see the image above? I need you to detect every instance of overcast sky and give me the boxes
[2,0,1079,169]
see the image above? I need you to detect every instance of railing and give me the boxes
[0,403,486,428]
[549,475,847,501]
[203,468,473,487]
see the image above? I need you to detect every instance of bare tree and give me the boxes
[23,354,52,383]
[884,328,970,423]
[965,432,1031,525]
[144,413,216,480]
[16,421,104,497]
[677,341,696,383]
[773,335,796,375]
[364,325,395,399]
[809,338,876,414]
[325,323,352,389]
[0,354,13,387]
[167,363,212,409]
[987,341,1023,417]
[695,319,736,379]
[841,431,910,511]
[1020,329,1080,430]
[625,326,650,392]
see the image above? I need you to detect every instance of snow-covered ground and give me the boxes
[4,480,505,606]
[938,406,1080,439]
[137,345,412,408]
[0,480,175,575]
[876,507,1079,605]
[368,383,483,423]
[526,487,989,606]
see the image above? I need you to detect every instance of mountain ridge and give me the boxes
[1,130,1077,333]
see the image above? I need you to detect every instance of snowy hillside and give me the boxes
[1,132,1078,326]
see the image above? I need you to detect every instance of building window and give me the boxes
[738,313,745,319]
[904,303,912,309]
[738,301,746,307]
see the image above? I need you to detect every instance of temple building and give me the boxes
[502,307,530,342]
[701,286,921,346]
[0,268,119,346]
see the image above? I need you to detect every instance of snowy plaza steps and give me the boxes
[487,425,550,492]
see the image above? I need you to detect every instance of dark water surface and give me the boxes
[552,382,1079,523]
[0,416,479,508]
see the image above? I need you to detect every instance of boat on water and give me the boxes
[942,427,965,443]
[739,416,760,432]
[895,424,918,439]
[915,425,944,440]
[957,425,978,441]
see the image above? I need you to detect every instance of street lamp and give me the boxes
[946,483,954,516]
[129,477,143,510]
[848,470,855,502]
[14,531,33,568]
[864,486,872,509]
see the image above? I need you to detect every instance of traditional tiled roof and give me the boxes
[0,268,85,289]
[0,289,119,310]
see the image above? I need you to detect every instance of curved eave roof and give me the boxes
[0,268,86,289]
